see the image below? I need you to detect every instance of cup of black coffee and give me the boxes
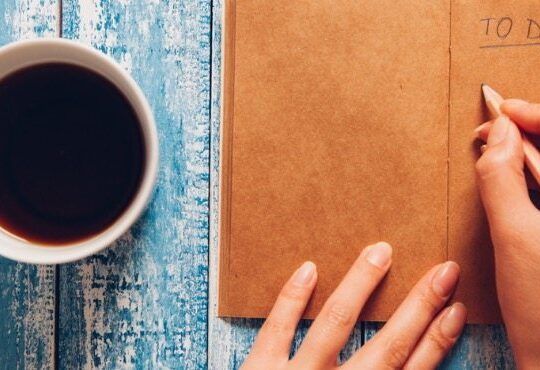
[0,39,158,263]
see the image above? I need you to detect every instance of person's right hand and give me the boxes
[476,101,540,369]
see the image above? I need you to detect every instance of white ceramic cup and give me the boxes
[0,38,159,264]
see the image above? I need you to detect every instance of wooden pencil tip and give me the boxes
[481,83,491,93]
[482,84,504,117]
[482,84,501,100]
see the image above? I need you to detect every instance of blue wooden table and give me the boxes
[0,1,517,368]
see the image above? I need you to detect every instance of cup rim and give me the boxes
[0,38,159,264]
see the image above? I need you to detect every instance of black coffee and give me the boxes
[0,63,145,245]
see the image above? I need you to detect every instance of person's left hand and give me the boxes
[242,242,467,370]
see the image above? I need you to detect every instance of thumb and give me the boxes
[476,116,534,226]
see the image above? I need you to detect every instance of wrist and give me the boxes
[515,353,540,370]
[507,331,540,370]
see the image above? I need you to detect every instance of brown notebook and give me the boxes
[219,0,540,323]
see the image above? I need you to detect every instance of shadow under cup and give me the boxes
[0,39,158,264]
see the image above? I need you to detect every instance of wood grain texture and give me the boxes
[0,1,57,369]
[57,0,211,368]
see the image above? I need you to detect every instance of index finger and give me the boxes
[502,99,540,134]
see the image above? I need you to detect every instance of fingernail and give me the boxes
[431,262,460,298]
[364,242,393,268]
[440,303,467,338]
[292,261,316,286]
[475,121,488,133]
[487,116,510,146]
[474,122,489,138]
[480,144,487,154]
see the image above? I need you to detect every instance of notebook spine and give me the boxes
[217,0,237,316]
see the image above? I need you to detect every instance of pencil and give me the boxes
[481,84,540,185]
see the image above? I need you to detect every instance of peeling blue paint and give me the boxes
[58,0,211,368]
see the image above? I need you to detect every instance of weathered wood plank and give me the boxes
[0,1,57,369]
[441,325,516,369]
[57,0,211,368]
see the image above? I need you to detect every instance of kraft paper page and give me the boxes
[220,0,540,323]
